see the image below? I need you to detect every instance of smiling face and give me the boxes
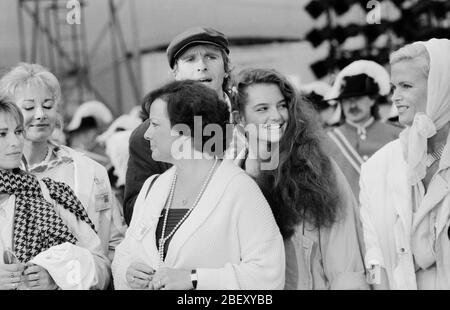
[173,44,226,97]
[390,59,428,126]
[143,98,179,163]
[14,84,58,143]
[238,83,289,143]
[0,114,24,170]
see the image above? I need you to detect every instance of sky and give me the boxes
[0,0,365,115]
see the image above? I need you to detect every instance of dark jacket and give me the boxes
[123,119,171,225]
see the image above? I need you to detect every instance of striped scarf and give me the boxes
[0,169,96,262]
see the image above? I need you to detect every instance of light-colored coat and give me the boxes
[41,146,127,261]
[284,160,368,290]
[112,160,285,290]
[360,140,450,289]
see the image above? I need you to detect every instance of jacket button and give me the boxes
[400,248,406,253]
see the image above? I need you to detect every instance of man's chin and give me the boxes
[201,81,223,95]
[345,114,366,123]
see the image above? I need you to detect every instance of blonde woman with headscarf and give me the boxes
[359,38,450,289]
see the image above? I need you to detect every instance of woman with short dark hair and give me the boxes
[112,80,285,290]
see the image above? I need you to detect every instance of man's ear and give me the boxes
[171,68,177,79]
[171,63,179,79]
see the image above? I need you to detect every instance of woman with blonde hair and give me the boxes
[360,38,450,289]
[0,99,108,290]
[0,63,126,283]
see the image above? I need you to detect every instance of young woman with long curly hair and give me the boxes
[232,68,368,290]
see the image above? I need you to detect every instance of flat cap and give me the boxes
[166,27,229,68]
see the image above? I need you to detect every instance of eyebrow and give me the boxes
[204,50,221,56]
[0,125,22,131]
[252,99,286,106]
[391,78,412,83]
[23,98,54,102]
[180,52,196,58]
[181,49,220,58]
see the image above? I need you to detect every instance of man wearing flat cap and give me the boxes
[166,27,231,101]
[323,60,402,199]
[123,27,238,225]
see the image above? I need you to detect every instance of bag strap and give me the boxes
[145,174,160,199]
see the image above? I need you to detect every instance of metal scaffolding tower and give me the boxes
[17,0,142,117]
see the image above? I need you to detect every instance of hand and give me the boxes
[151,267,192,290]
[126,262,155,289]
[23,264,58,290]
[0,263,25,290]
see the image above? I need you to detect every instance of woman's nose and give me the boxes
[34,106,46,119]
[391,88,402,102]
[269,108,283,122]
[144,126,152,141]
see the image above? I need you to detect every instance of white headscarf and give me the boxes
[398,38,450,185]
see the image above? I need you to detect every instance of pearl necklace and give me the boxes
[43,145,52,162]
[425,145,445,167]
[158,159,219,267]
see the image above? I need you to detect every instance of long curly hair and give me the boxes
[233,68,340,239]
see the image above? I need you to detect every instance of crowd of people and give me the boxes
[0,25,449,290]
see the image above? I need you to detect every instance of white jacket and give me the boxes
[112,160,285,290]
[60,146,127,262]
[359,140,450,289]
